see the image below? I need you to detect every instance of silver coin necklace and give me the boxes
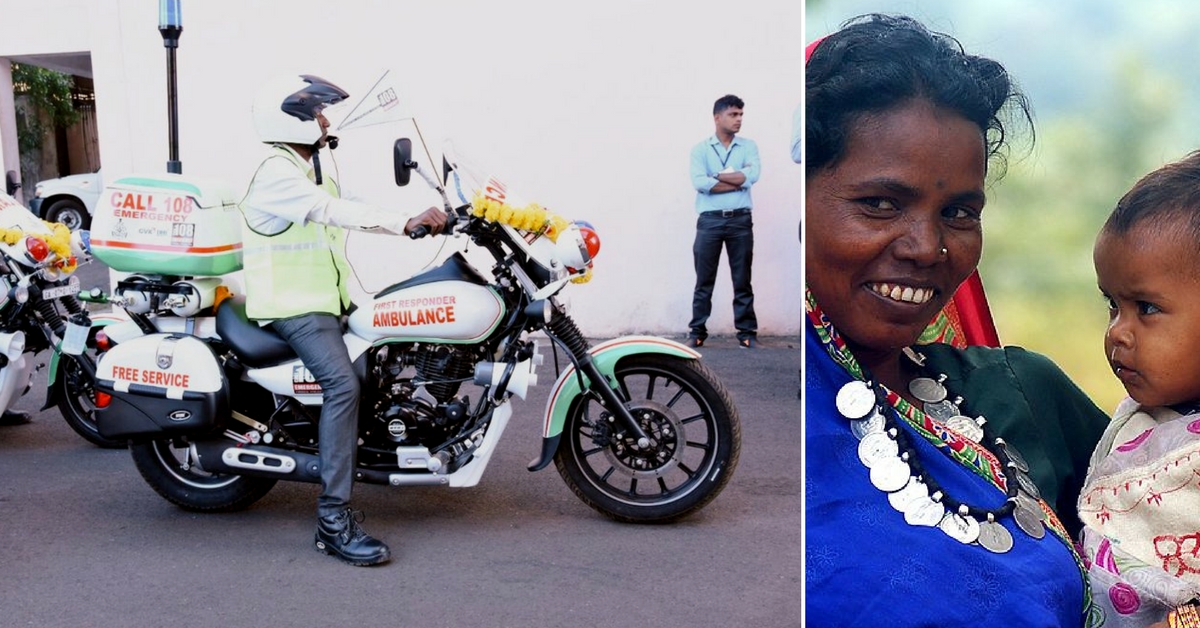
[838,348,1047,553]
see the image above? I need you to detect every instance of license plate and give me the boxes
[42,276,80,300]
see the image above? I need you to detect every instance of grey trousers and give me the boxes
[271,312,360,519]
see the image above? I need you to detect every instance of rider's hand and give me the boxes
[404,207,448,236]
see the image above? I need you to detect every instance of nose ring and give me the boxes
[938,247,948,257]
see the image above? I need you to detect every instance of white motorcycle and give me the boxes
[88,138,742,522]
[0,193,118,446]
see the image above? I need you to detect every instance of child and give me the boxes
[1081,150,1200,628]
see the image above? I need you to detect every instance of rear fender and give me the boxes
[528,336,699,471]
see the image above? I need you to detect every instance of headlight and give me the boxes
[553,224,591,271]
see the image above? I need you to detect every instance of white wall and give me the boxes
[2,0,802,338]
[0,60,17,203]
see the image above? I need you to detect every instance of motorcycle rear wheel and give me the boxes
[130,439,276,512]
[553,354,741,523]
[55,354,124,449]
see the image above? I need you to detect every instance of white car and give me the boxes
[30,169,102,231]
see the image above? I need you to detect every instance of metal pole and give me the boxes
[159,0,183,174]
[165,45,180,174]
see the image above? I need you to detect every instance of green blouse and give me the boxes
[919,343,1110,536]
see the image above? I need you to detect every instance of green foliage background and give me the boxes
[806,0,1200,413]
[12,64,79,154]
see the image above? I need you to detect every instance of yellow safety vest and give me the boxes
[239,145,351,320]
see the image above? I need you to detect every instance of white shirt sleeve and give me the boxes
[242,155,417,235]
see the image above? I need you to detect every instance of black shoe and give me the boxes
[0,409,32,426]
[686,335,705,348]
[315,508,391,566]
[738,337,757,349]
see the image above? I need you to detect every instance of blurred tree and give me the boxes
[982,54,1185,411]
[12,64,79,155]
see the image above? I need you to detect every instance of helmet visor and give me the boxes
[281,75,350,122]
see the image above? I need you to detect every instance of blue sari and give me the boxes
[805,324,1095,627]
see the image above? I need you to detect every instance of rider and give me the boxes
[240,74,447,566]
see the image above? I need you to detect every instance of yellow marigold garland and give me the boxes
[471,194,592,283]
[0,221,77,274]
[571,268,593,284]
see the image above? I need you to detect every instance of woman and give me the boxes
[805,14,1109,627]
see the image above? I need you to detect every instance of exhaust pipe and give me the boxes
[191,441,425,486]
[193,441,321,483]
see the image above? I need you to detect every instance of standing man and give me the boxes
[688,94,761,348]
[241,74,447,566]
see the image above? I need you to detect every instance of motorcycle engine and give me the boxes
[366,344,481,449]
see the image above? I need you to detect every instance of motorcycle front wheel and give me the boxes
[554,354,741,523]
[55,354,124,449]
[130,439,276,512]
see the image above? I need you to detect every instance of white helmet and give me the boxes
[251,74,349,145]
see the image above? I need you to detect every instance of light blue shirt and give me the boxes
[690,135,760,214]
[791,103,802,164]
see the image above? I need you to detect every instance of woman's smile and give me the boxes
[867,282,935,305]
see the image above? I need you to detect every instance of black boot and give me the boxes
[0,409,31,426]
[315,508,391,566]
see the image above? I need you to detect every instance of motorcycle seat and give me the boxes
[215,296,299,368]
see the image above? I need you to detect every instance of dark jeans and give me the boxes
[690,211,757,340]
[271,312,361,519]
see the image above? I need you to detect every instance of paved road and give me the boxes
[0,263,800,627]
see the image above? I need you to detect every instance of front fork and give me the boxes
[543,310,651,446]
[570,353,651,445]
[527,298,704,472]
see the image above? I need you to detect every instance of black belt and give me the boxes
[705,208,751,217]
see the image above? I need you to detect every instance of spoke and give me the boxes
[680,412,707,425]
[657,477,670,494]
[581,445,607,457]
[600,466,616,483]
[686,440,712,452]
[629,477,638,495]
[677,462,696,478]
[666,387,687,408]
[616,374,632,403]
[646,374,658,401]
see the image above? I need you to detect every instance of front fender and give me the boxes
[43,314,123,409]
[527,335,700,471]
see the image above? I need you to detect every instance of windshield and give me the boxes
[332,70,411,134]
[336,71,596,284]
[332,71,528,211]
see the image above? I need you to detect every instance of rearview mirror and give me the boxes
[5,170,20,196]
[393,138,413,187]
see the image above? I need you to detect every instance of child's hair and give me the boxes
[1104,150,1200,241]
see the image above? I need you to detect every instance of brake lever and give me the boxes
[408,205,463,240]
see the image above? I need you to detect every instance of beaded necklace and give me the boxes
[804,288,1085,559]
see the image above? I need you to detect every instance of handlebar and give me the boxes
[406,159,460,239]
[407,204,467,240]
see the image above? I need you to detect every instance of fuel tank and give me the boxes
[348,253,505,344]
